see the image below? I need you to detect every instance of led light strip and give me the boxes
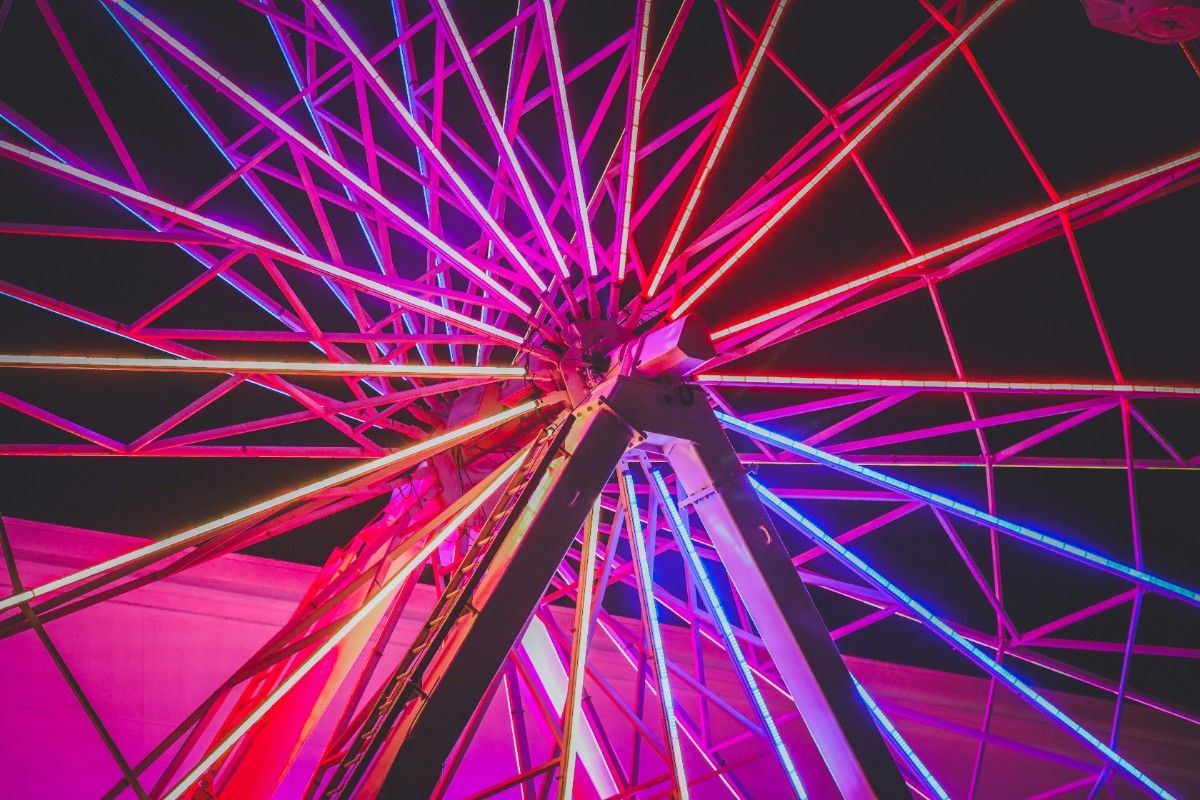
[539,0,600,277]
[160,453,528,800]
[711,145,1200,339]
[645,482,946,800]
[0,140,524,346]
[432,0,567,282]
[717,411,1200,607]
[752,479,1177,800]
[650,471,806,799]
[645,0,790,297]
[557,502,602,800]
[615,0,652,283]
[308,0,547,295]
[851,678,950,800]
[0,354,525,379]
[106,0,535,315]
[669,0,1010,319]
[0,400,541,614]
[621,469,690,799]
[698,373,1200,398]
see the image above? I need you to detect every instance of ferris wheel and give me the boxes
[1,0,1199,797]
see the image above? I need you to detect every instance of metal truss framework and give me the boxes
[0,0,1197,798]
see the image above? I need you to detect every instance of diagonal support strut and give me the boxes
[338,374,906,798]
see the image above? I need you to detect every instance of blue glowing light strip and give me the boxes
[654,461,943,798]
[850,678,949,800]
[621,470,691,799]
[650,471,806,799]
[716,411,1200,608]
[751,478,1177,800]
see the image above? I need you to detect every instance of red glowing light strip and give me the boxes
[712,145,1200,340]
[698,374,1200,399]
[644,0,790,297]
[670,0,1011,319]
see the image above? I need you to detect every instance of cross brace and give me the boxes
[335,376,906,798]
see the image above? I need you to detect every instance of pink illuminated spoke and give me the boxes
[669,0,1012,318]
[711,146,1200,347]
[537,0,600,279]
[644,0,790,298]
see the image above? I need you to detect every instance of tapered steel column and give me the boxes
[366,400,637,798]
[604,376,908,798]
[356,374,904,798]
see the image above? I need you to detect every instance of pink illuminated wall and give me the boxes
[2,518,1198,799]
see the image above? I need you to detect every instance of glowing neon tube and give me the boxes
[432,0,569,281]
[160,453,528,800]
[615,0,652,283]
[621,469,690,799]
[308,0,546,295]
[650,471,806,799]
[851,678,949,800]
[711,145,1200,339]
[0,400,543,614]
[645,0,790,297]
[106,0,537,313]
[670,0,1011,318]
[557,503,602,800]
[0,354,525,379]
[0,140,525,346]
[643,487,945,800]
[751,479,1177,800]
[539,0,600,277]
[717,411,1200,608]
[698,373,1200,399]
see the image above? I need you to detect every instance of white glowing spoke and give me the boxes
[433,0,569,281]
[557,502,602,800]
[159,453,528,800]
[651,471,806,799]
[645,0,789,297]
[0,354,526,379]
[0,400,542,614]
[672,0,1011,318]
[107,0,535,314]
[0,140,523,346]
[539,0,600,278]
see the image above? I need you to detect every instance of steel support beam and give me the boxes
[603,376,908,797]
[346,374,903,798]
[362,401,637,798]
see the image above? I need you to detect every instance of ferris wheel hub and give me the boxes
[546,313,715,403]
